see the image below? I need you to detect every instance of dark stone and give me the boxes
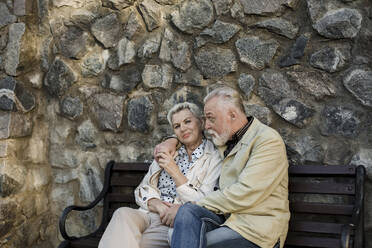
[102,67,141,94]
[91,13,121,48]
[138,0,161,31]
[0,174,22,197]
[236,36,279,70]
[239,0,296,15]
[0,3,16,29]
[278,35,308,67]
[0,28,8,51]
[194,45,237,78]
[124,11,145,40]
[138,32,161,58]
[313,8,362,39]
[310,46,349,73]
[343,69,372,107]
[127,95,154,132]
[323,140,353,165]
[91,93,125,132]
[285,135,324,165]
[258,70,295,99]
[44,58,77,97]
[0,76,35,113]
[60,96,83,120]
[57,26,89,59]
[171,0,214,34]
[320,105,361,137]
[244,104,272,125]
[142,64,173,89]
[0,201,17,238]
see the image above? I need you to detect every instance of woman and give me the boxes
[98,102,222,248]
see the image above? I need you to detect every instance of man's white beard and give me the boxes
[206,129,230,146]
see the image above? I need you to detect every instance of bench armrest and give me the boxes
[59,160,115,241]
[351,165,366,247]
[341,224,353,248]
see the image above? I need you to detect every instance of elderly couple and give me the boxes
[99,87,290,248]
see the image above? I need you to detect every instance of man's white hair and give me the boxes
[167,102,203,126]
[203,87,245,113]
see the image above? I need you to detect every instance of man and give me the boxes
[155,87,289,248]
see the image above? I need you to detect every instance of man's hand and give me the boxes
[160,202,181,227]
[148,198,169,216]
[154,138,178,162]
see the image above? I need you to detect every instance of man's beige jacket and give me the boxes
[198,118,290,248]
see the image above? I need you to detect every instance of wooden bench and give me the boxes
[58,161,366,248]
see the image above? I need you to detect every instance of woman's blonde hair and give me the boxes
[167,102,203,126]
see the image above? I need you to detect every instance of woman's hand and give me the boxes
[160,202,181,227]
[157,151,187,187]
[147,198,169,216]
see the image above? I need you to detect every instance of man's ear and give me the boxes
[229,110,236,120]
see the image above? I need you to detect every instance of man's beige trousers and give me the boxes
[98,207,170,248]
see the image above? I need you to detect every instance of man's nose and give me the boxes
[204,120,211,129]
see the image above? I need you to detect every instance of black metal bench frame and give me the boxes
[58,161,366,248]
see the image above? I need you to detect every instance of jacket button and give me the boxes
[143,197,147,201]
[189,184,193,187]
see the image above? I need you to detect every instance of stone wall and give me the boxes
[0,0,371,247]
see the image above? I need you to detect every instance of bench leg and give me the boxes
[58,240,70,248]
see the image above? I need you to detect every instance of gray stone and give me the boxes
[60,96,83,120]
[258,70,295,99]
[102,0,134,9]
[69,9,98,30]
[253,18,299,39]
[0,76,17,111]
[138,33,162,58]
[0,141,7,158]
[278,35,308,67]
[4,23,26,76]
[194,45,237,78]
[0,174,22,197]
[14,0,26,16]
[57,26,89,59]
[198,20,241,45]
[310,47,349,73]
[117,38,136,66]
[350,148,372,177]
[236,36,279,70]
[174,68,203,86]
[79,157,103,203]
[40,36,53,72]
[230,1,244,20]
[343,69,372,107]
[313,8,362,39]
[124,11,145,40]
[211,0,232,15]
[0,111,33,139]
[171,0,214,34]
[44,58,77,97]
[138,0,161,31]
[155,0,178,4]
[127,95,154,132]
[244,104,273,125]
[91,93,125,132]
[323,140,353,165]
[49,145,80,169]
[239,0,297,15]
[91,13,121,48]
[0,29,8,51]
[81,52,105,77]
[75,120,97,150]
[286,135,324,165]
[238,74,255,99]
[164,86,204,111]
[52,0,85,7]
[159,28,192,71]
[142,64,173,89]
[272,97,314,128]
[286,70,336,99]
[320,105,361,137]
[102,67,141,94]
[0,3,16,29]
[305,0,327,23]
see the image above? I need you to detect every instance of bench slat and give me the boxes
[110,174,144,186]
[289,165,355,175]
[113,163,150,171]
[107,193,135,203]
[289,221,345,234]
[289,181,355,195]
[285,234,340,247]
[290,202,354,215]
[70,237,100,248]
